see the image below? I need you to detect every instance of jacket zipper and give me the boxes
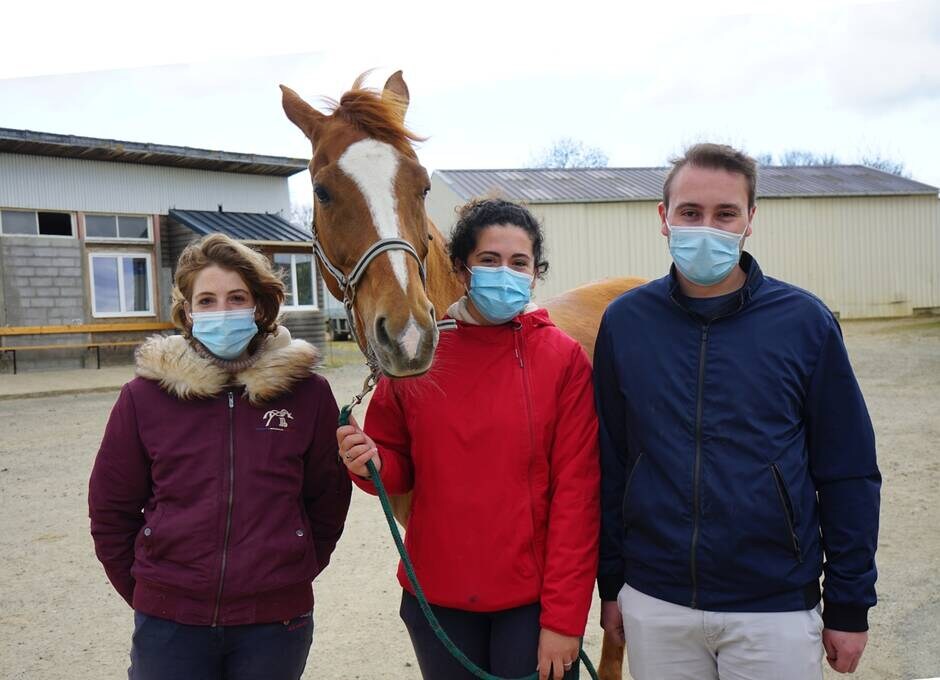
[771,464,804,563]
[212,390,236,626]
[513,322,543,576]
[690,325,709,609]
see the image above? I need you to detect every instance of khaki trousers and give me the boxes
[618,583,824,680]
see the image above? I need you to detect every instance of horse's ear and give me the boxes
[382,70,410,122]
[280,84,325,140]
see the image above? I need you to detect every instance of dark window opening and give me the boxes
[38,212,73,236]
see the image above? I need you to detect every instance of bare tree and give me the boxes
[528,138,609,168]
[777,150,840,167]
[858,153,908,177]
[289,203,314,233]
[756,150,908,177]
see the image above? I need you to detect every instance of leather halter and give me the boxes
[311,219,456,376]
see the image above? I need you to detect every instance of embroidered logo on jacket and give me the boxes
[262,409,293,431]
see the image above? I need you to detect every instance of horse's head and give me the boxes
[281,72,439,377]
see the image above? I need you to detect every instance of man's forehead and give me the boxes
[671,164,749,206]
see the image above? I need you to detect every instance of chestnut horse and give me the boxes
[281,71,640,680]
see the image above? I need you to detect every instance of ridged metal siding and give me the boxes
[527,196,940,318]
[0,153,291,215]
[168,210,311,244]
[435,166,938,204]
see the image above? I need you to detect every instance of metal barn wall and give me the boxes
[747,195,940,318]
[426,175,465,235]
[0,153,291,215]
[527,201,671,302]
[528,196,940,318]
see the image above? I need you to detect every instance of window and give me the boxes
[84,213,151,241]
[0,209,74,237]
[89,253,154,317]
[274,253,317,309]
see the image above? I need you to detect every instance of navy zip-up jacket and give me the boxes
[594,253,880,632]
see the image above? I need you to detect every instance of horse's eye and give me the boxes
[314,185,331,204]
[422,185,431,198]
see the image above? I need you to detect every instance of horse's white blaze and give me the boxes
[399,315,421,360]
[337,139,408,291]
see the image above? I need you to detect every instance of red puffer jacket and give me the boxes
[89,327,351,626]
[353,308,600,637]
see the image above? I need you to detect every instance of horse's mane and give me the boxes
[322,73,425,156]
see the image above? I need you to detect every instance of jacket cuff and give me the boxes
[349,470,377,494]
[597,574,623,602]
[822,601,869,632]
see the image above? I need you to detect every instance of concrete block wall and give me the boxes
[1,236,87,371]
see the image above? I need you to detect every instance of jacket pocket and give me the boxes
[770,463,803,563]
[622,452,645,528]
[140,505,165,558]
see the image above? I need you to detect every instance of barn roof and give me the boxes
[0,127,308,177]
[168,209,311,245]
[434,166,939,204]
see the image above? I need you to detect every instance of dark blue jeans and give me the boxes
[128,611,313,680]
[400,591,580,680]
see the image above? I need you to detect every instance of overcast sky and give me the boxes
[2,0,938,208]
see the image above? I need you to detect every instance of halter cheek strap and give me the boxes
[311,222,456,377]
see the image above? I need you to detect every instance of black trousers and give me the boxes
[400,590,580,680]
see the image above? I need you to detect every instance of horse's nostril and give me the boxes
[375,316,391,347]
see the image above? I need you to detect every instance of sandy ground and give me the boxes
[0,319,938,680]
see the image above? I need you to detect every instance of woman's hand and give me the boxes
[336,414,381,478]
[537,628,580,680]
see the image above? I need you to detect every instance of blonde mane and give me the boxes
[321,72,425,156]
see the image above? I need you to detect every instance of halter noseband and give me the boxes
[311,222,456,380]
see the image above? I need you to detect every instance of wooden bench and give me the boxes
[0,322,176,374]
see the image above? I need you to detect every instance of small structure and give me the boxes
[0,127,322,372]
[428,165,940,318]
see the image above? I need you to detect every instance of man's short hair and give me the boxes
[663,143,758,209]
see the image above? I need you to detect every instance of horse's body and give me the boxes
[281,71,636,680]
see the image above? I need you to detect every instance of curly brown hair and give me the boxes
[170,234,285,339]
[448,198,549,279]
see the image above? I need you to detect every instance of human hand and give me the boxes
[600,600,625,645]
[538,628,580,680]
[336,414,381,478]
[823,629,868,673]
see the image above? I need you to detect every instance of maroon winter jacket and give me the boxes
[88,328,351,626]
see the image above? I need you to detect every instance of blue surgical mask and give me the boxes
[467,265,533,324]
[667,223,748,286]
[191,307,258,359]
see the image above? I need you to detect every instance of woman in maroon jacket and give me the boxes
[89,233,351,680]
[338,199,600,680]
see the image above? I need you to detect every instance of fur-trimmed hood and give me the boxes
[135,326,320,405]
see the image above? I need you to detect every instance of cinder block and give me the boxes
[31,278,53,287]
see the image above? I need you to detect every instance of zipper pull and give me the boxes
[512,325,524,367]
[228,391,234,408]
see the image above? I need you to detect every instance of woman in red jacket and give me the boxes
[338,199,600,680]
[89,233,351,680]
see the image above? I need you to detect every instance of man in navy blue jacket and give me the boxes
[595,143,880,679]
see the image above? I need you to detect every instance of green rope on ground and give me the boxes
[339,403,599,680]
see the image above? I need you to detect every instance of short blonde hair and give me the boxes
[170,233,285,338]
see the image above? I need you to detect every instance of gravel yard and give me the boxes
[0,319,938,679]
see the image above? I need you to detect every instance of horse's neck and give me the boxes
[426,220,464,317]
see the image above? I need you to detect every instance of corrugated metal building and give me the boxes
[0,128,323,371]
[428,166,940,318]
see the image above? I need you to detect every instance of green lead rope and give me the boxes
[339,403,599,680]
